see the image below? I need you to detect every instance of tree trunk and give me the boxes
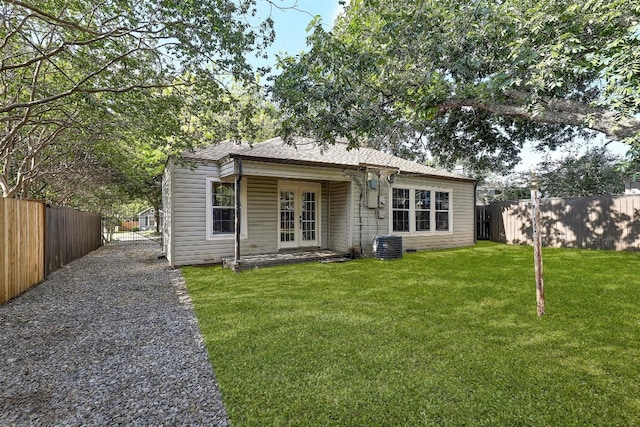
[531,183,545,317]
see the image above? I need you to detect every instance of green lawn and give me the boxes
[183,242,640,426]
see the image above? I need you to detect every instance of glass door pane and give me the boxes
[301,191,316,242]
[280,191,295,243]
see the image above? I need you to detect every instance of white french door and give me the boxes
[278,182,321,249]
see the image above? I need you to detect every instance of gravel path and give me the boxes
[0,244,229,426]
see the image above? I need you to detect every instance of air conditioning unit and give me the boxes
[373,235,403,260]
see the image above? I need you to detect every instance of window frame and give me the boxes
[391,187,411,233]
[414,189,431,232]
[389,185,453,235]
[206,177,248,240]
[434,191,450,232]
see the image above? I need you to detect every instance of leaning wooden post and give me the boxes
[531,175,545,316]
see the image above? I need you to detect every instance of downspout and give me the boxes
[473,180,478,244]
[234,157,243,265]
[326,181,331,250]
[352,175,365,257]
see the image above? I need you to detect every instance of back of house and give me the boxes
[162,137,476,267]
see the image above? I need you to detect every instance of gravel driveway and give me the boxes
[0,244,229,426]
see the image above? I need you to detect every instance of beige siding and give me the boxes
[244,177,278,254]
[348,174,475,255]
[242,160,348,181]
[392,176,475,252]
[164,157,474,266]
[220,160,235,177]
[170,161,228,266]
[321,182,329,249]
[328,181,350,252]
[348,175,390,255]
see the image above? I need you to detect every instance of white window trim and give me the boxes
[389,185,453,235]
[206,176,248,240]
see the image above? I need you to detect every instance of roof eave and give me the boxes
[228,153,475,182]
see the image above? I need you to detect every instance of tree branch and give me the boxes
[6,0,111,36]
[437,94,640,141]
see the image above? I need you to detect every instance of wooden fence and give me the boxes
[486,194,640,251]
[0,199,46,305]
[1,200,101,304]
[46,206,102,276]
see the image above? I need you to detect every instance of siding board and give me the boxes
[328,181,350,252]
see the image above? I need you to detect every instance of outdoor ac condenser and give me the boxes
[373,235,403,260]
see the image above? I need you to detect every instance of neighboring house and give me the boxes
[162,137,476,267]
[625,176,640,194]
[138,207,159,231]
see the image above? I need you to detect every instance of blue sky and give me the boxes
[251,1,344,72]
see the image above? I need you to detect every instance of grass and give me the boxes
[183,242,640,426]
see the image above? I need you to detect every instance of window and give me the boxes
[206,177,247,240]
[392,188,410,232]
[211,182,235,234]
[390,187,451,233]
[415,190,431,231]
[435,191,449,231]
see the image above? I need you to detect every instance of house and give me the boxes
[161,137,476,268]
[138,207,159,231]
[625,176,640,194]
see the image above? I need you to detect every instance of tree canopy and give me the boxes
[1,0,276,199]
[536,147,625,197]
[483,147,625,202]
[272,0,640,174]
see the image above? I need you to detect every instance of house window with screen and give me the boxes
[415,189,431,231]
[392,188,410,232]
[391,187,450,233]
[211,182,235,234]
[435,191,449,231]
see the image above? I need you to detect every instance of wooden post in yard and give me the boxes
[234,157,242,266]
[531,175,545,316]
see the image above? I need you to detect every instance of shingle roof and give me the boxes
[183,137,472,181]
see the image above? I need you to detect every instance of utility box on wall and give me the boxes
[367,177,379,208]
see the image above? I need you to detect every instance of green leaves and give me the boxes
[1,0,274,201]
[272,0,640,176]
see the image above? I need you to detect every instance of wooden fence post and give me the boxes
[531,177,545,316]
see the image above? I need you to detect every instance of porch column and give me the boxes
[234,157,242,265]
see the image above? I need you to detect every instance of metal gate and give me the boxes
[476,205,491,240]
[101,207,162,246]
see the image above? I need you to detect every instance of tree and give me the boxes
[536,147,625,197]
[115,81,279,228]
[1,0,276,198]
[478,147,625,202]
[182,78,280,144]
[272,0,640,174]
